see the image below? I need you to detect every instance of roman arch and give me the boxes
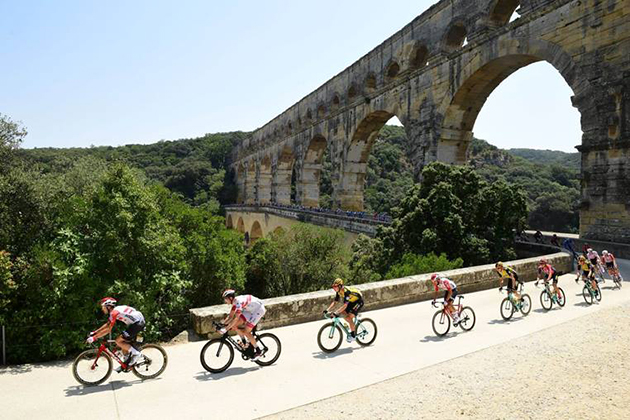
[231,0,630,243]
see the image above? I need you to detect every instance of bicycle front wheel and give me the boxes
[317,323,343,353]
[595,284,602,302]
[200,338,234,373]
[540,290,552,311]
[557,288,566,307]
[254,333,281,367]
[582,286,593,305]
[520,294,532,316]
[132,344,168,380]
[72,349,112,386]
[500,298,514,320]
[458,307,476,331]
[355,318,377,346]
[432,310,450,336]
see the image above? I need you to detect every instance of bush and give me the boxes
[385,253,463,280]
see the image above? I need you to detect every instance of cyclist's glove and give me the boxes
[86,336,95,344]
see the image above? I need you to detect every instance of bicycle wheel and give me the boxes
[582,286,593,305]
[557,288,566,307]
[132,344,168,380]
[72,349,113,386]
[500,298,514,320]
[200,338,234,373]
[355,318,377,346]
[520,294,532,316]
[432,310,450,336]
[254,333,281,367]
[540,290,552,311]
[458,307,476,331]
[317,323,343,353]
[595,284,602,302]
[614,274,623,289]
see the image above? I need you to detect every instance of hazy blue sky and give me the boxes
[1,1,581,152]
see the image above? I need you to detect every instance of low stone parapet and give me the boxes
[189,253,571,337]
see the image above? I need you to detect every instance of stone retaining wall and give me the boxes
[523,231,630,259]
[190,253,571,337]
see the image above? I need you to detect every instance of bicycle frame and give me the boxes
[435,298,462,321]
[92,339,129,370]
[324,314,366,339]
[212,322,268,358]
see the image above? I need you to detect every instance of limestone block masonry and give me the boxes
[229,0,630,244]
[190,253,571,336]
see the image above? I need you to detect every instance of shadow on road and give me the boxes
[311,347,354,359]
[573,301,597,307]
[487,316,525,325]
[532,308,555,314]
[194,366,260,381]
[419,330,464,342]
[64,379,144,397]
[1,360,71,376]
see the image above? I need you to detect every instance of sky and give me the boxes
[0,1,582,152]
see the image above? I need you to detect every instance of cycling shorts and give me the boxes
[589,258,598,266]
[240,307,266,329]
[122,321,145,341]
[444,288,458,302]
[606,262,614,269]
[345,299,364,315]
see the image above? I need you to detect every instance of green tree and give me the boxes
[384,253,463,280]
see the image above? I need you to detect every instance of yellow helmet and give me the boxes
[331,278,344,288]
[495,262,504,268]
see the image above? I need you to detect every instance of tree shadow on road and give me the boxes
[64,379,145,397]
[1,360,71,376]
[194,366,260,381]
[311,347,354,359]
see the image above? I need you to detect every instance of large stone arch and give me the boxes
[300,134,327,207]
[236,217,245,234]
[272,145,294,205]
[337,110,406,210]
[437,39,591,165]
[250,221,263,244]
[226,214,233,229]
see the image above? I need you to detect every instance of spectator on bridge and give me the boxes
[550,234,560,247]
[534,230,544,244]
[562,238,578,263]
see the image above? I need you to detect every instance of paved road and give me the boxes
[1,260,628,420]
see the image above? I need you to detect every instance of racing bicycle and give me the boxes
[200,321,281,373]
[500,283,532,320]
[72,337,167,386]
[317,313,377,352]
[431,295,476,337]
[535,279,566,310]
[580,276,602,305]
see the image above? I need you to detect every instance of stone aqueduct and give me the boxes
[230,0,630,244]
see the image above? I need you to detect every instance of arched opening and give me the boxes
[245,160,256,204]
[237,217,245,233]
[306,109,313,122]
[444,23,467,52]
[273,145,294,205]
[409,45,429,70]
[385,61,400,80]
[250,221,263,244]
[317,104,326,119]
[272,226,286,237]
[365,73,377,91]
[290,160,299,204]
[489,0,521,26]
[226,215,233,229]
[301,134,327,208]
[439,54,583,233]
[258,155,272,203]
[331,94,341,111]
[339,112,410,211]
[348,84,357,101]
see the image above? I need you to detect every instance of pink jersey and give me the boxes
[232,295,264,315]
[109,305,145,326]
[434,277,456,291]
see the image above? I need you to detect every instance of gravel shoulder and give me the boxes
[264,300,630,420]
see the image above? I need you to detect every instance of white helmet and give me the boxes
[222,289,236,299]
[602,250,608,255]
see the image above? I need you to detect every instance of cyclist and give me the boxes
[430,273,460,325]
[575,255,599,295]
[495,262,522,302]
[324,278,364,343]
[537,259,563,298]
[586,248,604,279]
[86,297,145,371]
[220,289,266,361]
[601,250,620,278]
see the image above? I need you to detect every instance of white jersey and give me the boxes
[109,305,145,326]
[232,295,264,315]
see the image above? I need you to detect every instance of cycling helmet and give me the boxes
[430,273,440,282]
[587,248,593,253]
[495,262,504,268]
[602,250,608,255]
[579,255,586,261]
[222,289,236,299]
[331,278,344,288]
[538,258,548,266]
[100,297,117,307]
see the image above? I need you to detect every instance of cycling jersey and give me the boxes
[434,278,457,292]
[540,264,556,277]
[334,287,363,304]
[586,250,599,264]
[109,305,145,326]
[497,266,518,279]
[578,260,592,272]
[232,295,264,315]
[603,254,616,264]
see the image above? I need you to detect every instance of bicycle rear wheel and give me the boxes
[254,333,281,367]
[458,307,476,331]
[200,338,234,373]
[614,274,623,289]
[582,286,593,305]
[317,323,343,353]
[557,288,566,307]
[72,349,113,386]
[520,294,532,316]
[432,310,450,336]
[540,290,552,311]
[355,318,377,346]
[595,284,602,302]
[500,298,514,320]
[132,344,168,379]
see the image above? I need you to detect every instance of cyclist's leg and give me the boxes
[444,291,454,314]
[510,278,521,300]
[118,321,144,356]
[552,274,560,296]
[242,307,266,347]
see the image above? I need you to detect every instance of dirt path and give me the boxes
[264,301,630,419]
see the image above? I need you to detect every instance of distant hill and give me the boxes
[508,148,580,170]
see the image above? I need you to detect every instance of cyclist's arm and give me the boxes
[334,302,348,315]
[225,310,243,331]
[91,321,114,340]
[222,307,236,324]
[325,301,337,313]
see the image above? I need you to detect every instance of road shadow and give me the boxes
[194,366,260,381]
[311,347,354,359]
[64,379,144,397]
[487,316,525,325]
[573,301,596,307]
[533,308,554,314]
[420,330,464,342]
[1,359,71,376]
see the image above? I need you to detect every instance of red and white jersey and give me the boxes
[109,305,145,326]
[232,295,264,315]
[434,277,457,292]
[603,253,616,264]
